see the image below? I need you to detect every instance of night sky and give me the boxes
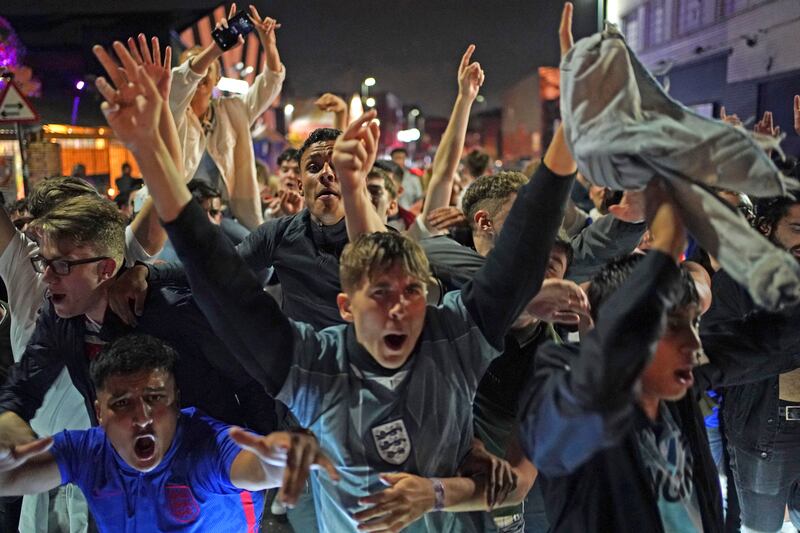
[5,0,600,122]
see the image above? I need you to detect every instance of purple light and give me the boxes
[75,80,85,90]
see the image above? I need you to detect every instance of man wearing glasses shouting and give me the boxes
[0,194,278,461]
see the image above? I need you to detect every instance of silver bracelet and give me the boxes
[431,478,445,512]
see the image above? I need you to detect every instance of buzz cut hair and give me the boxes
[461,171,528,230]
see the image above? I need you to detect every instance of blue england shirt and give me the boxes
[50,408,264,532]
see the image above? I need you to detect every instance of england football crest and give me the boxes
[371,419,411,465]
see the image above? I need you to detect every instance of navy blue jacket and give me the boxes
[0,283,274,433]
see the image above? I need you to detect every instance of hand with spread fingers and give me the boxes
[229,428,339,507]
[248,5,281,48]
[458,439,517,510]
[353,473,436,532]
[92,41,163,150]
[125,34,172,100]
[719,106,743,129]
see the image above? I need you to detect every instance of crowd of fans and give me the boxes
[1,3,800,532]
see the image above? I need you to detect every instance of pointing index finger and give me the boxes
[342,109,377,140]
[460,44,476,73]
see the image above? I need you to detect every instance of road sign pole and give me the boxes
[14,122,30,197]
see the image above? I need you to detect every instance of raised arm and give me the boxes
[242,6,285,124]
[519,181,686,476]
[0,437,61,496]
[94,38,295,396]
[315,93,349,131]
[461,125,576,349]
[332,109,386,240]
[415,45,484,236]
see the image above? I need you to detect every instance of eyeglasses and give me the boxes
[30,254,110,276]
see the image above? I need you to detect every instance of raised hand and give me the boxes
[0,436,52,473]
[560,2,574,59]
[93,42,163,149]
[753,110,781,138]
[126,34,172,100]
[645,179,686,262]
[214,3,245,53]
[719,106,743,129]
[458,44,484,102]
[354,473,435,532]
[526,278,591,325]
[608,189,646,223]
[315,93,348,115]
[248,5,281,47]
[794,95,800,136]
[332,109,380,193]
[229,428,338,507]
[458,439,517,509]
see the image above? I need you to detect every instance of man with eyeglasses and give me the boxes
[0,195,277,472]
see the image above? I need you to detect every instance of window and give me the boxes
[623,10,642,51]
[646,0,667,47]
[677,0,705,34]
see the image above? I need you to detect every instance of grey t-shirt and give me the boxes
[277,291,498,533]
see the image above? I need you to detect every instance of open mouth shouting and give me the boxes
[133,433,157,462]
[674,367,694,387]
[383,333,408,352]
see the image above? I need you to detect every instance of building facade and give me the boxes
[615,0,800,154]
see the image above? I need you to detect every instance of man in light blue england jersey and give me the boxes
[95,40,578,532]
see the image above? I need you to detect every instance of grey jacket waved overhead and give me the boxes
[560,23,800,311]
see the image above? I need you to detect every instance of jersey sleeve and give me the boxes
[193,413,247,494]
[50,429,94,486]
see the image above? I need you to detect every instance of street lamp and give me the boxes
[364,77,376,87]
[365,97,376,108]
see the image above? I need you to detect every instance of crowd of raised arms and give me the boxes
[1,2,800,533]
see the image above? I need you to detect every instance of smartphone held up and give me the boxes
[211,11,255,51]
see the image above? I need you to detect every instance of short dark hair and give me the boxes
[121,162,131,171]
[277,148,300,165]
[187,179,222,203]
[297,128,341,163]
[466,150,490,178]
[552,234,574,270]
[91,334,178,391]
[373,160,404,184]
[462,171,528,230]
[367,168,398,199]
[28,176,99,219]
[390,147,407,157]
[754,190,800,239]
[587,254,699,322]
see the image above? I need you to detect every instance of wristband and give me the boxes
[431,478,445,511]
